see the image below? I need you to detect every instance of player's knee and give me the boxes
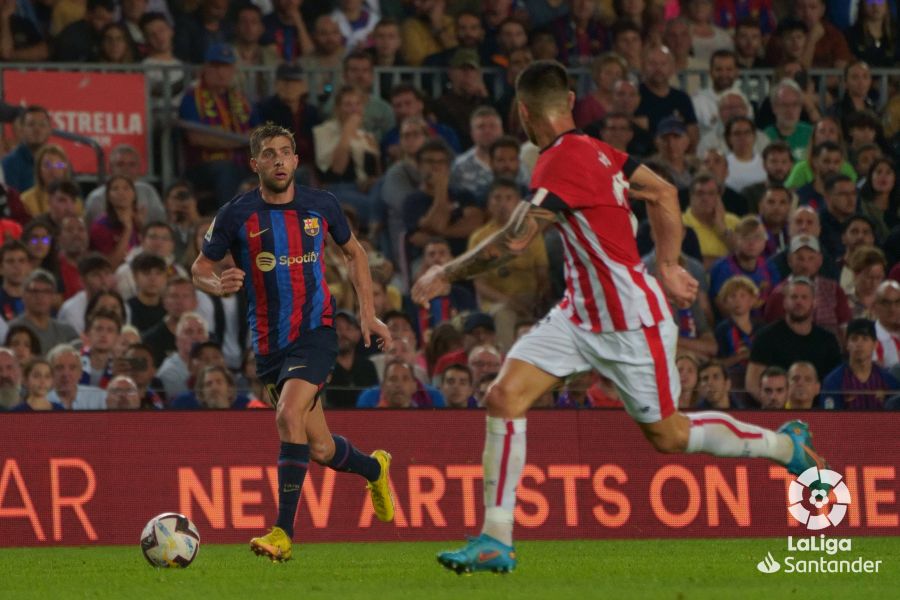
[646,428,689,454]
[484,381,513,414]
[275,405,304,440]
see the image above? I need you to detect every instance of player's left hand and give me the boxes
[411,265,451,307]
[657,262,699,309]
[362,316,392,351]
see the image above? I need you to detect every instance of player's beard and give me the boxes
[260,170,295,194]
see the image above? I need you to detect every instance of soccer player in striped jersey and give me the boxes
[192,124,395,562]
[413,60,830,575]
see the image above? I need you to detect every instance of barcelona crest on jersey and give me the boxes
[303,217,320,236]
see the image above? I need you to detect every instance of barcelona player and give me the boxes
[413,61,828,574]
[192,124,394,562]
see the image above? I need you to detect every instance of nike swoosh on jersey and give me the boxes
[249,228,270,238]
[287,365,306,371]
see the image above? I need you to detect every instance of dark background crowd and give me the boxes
[2,0,900,412]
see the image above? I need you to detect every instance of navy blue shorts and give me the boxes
[256,326,338,407]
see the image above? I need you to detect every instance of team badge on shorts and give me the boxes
[303,217,320,236]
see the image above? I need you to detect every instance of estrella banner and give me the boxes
[2,70,147,175]
[0,411,897,546]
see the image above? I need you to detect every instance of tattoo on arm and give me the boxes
[444,201,557,282]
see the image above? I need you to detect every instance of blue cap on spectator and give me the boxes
[204,43,236,65]
[464,312,495,334]
[657,116,687,137]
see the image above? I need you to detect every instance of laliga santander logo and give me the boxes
[787,467,852,531]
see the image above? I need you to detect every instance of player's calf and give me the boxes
[639,413,691,454]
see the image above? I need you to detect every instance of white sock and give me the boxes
[687,411,793,464]
[481,416,526,546]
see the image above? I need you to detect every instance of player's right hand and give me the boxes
[411,265,451,307]
[657,263,699,309]
[217,267,246,296]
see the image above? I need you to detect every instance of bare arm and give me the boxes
[745,361,766,401]
[339,234,391,349]
[191,252,245,297]
[412,200,557,304]
[677,333,718,360]
[629,164,699,308]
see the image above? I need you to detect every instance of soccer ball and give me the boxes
[140,512,201,568]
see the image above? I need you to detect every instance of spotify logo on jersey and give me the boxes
[256,252,276,272]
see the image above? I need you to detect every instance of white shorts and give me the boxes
[507,307,681,423]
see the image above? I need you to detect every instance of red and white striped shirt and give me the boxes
[530,131,671,333]
[874,319,900,369]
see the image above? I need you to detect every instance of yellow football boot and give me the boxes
[249,526,292,562]
[367,450,395,522]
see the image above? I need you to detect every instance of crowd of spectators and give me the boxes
[3,0,900,411]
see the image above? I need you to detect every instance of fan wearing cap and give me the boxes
[650,116,700,192]
[763,234,851,338]
[820,318,900,409]
[432,48,491,149]
[747,275,842,400]
[251,62,321,182]
[178,43,253,211]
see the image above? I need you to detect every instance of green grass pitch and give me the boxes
[1,537,897,600]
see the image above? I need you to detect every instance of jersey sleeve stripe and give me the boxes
[529,187,568,212]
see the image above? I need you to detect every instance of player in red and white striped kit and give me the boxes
[413,60,827,575]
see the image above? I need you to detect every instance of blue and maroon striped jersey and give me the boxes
[202,186,351,356]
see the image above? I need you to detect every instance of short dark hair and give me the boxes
[489,135,520,158]
[86,308,123,332]
[824,173,853,193]
[710,49,737,69]
[424,236,450,250]
[735,17,760,32]
[488,177,520,197]
[442,362,473,384]
[416,138,453,163]
[139,11,169,30]
[5,324,40,356]
[610,19,642,40]
[190,341,223,361]
[699,360,727,378]
[383,310,415,333]
[389,82,424,102]
[141,220,174,238]
[374,17,400,29]
[515,59,570,114]
[77,252,112,277]
[690,172,719,194]
[760,365,787,381]
[841,213,875,235]
[384,358,415,379]
[22,105,50,121]
[343,49,374,69]
[249,123,296,158]
[0,240,29,262]
[235,3,262,18]
[811,140,842,159]
[46,179,80,199]
[762,141,793,161]
[131,252,167,274]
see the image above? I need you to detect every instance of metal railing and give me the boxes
[1,62,898,191]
